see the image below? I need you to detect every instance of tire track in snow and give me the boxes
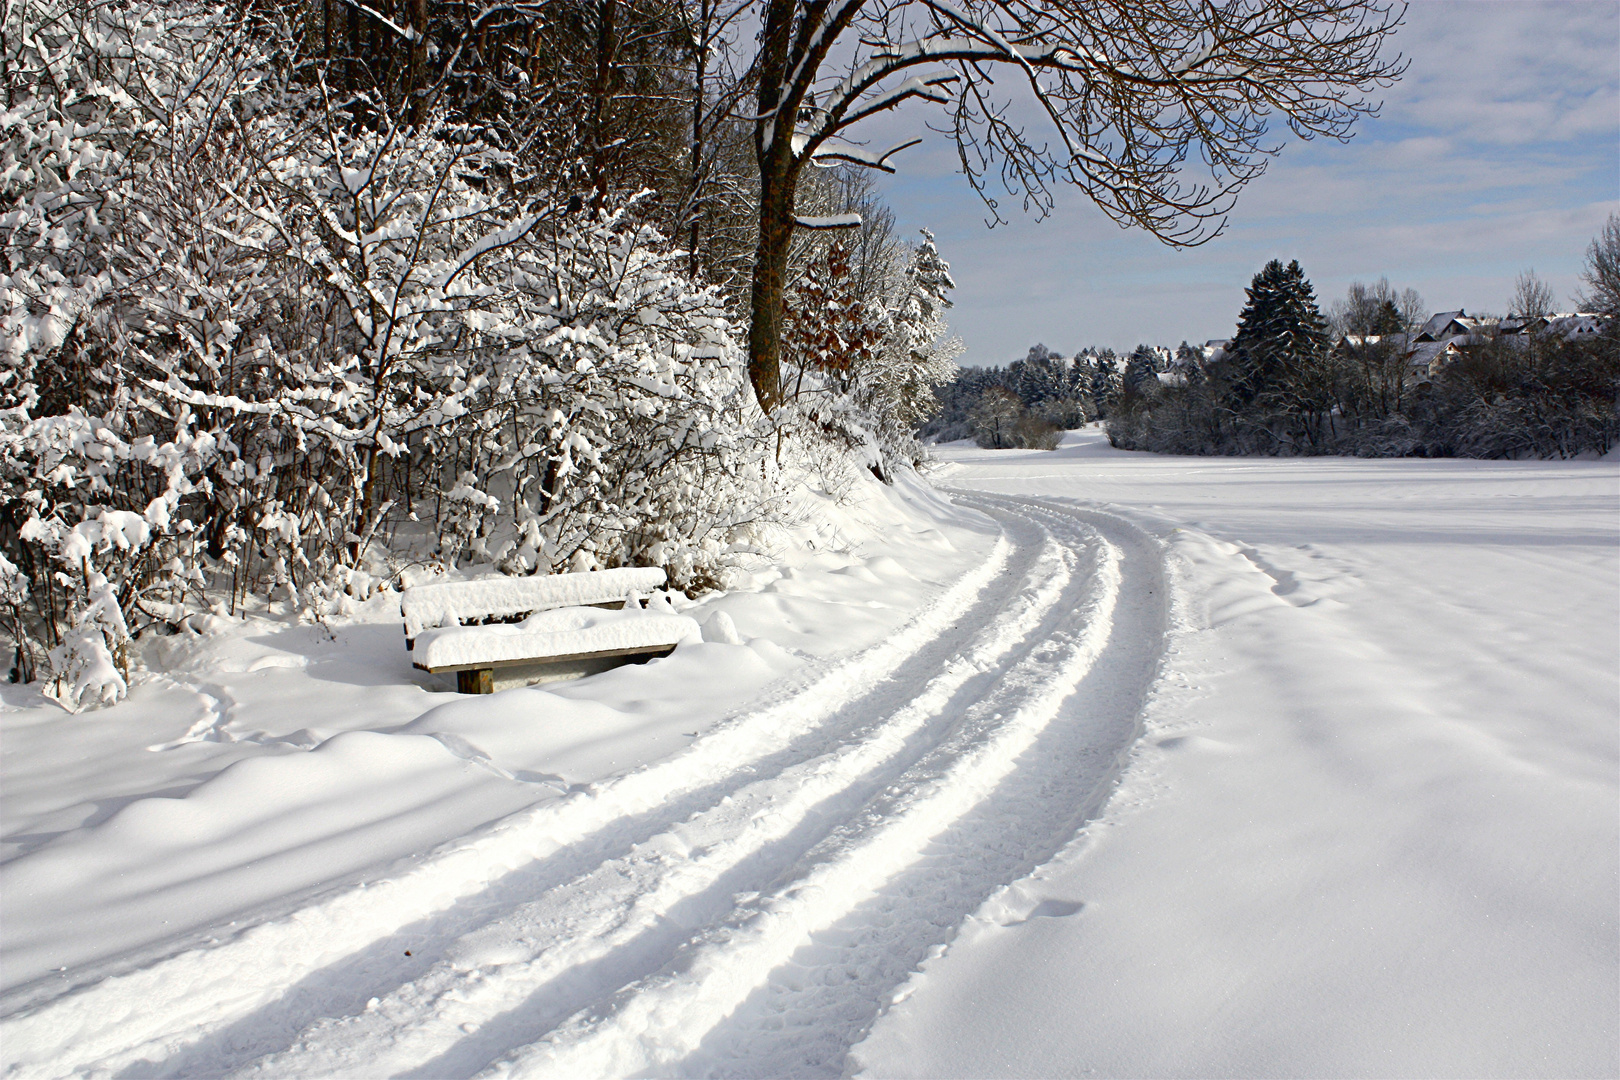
[5,499,1166,1080]
[220,520,1079,1080]
[688,500,1167,1079]
[2,519,1027,1080]
[474,499,1158,1079]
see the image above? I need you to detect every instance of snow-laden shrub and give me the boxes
[0,549,33,681]
[0,0,779,688]
[48,571,128,708]
[0,0,137,412]
[438,473,501,567]
[434,207,776,588]
[1,403,225,702]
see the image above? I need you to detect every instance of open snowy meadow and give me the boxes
[2,427,1615,1079]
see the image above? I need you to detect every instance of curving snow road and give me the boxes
[2,497,1169,1080]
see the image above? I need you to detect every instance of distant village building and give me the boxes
[1334,308,1611,383]
[1413,310,1496,342]
[1502,313,1609,340]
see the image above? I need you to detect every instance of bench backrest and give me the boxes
[402,566,668,640]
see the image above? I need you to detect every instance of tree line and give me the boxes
[925,342,1173,448]
[1107,220,1619,458]
[925,219,1617,458]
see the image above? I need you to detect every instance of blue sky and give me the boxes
[865,1,1620,365]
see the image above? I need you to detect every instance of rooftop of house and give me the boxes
[1415,310,1466,341]
[1339,332,1415,349]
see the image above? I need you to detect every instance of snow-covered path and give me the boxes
[2,498,1168,1079]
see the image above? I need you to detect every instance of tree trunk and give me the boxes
[747,167,798,413]
[746,0,800,415]
[687,0,708,278]
[346,0,360,95]
[588,0,618,218]
[406,0,430,127]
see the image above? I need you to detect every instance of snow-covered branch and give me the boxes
[794,213,865,230]
[808,137,922,173]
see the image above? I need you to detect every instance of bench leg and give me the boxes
[457,668,494,694]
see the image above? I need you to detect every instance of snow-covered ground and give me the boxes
[2,428,1615,1078]
[856,429,1619,1079]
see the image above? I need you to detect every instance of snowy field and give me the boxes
[858,430,1620,1079]
[2,428,1616,1078]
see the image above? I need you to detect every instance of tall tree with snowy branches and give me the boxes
[1224,258,1330,422]
[859,228,963,468]
[740,0,1407,412]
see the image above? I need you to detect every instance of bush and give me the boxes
[0,0,780,703]
[1107,331,1618,460]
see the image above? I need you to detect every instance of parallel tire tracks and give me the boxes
[3,497,1168,1080]
[482,498,1165,1080]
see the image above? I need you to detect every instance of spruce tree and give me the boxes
[1123,345,1160,397]
[1090,350,1122,418]
[861,229,964,467]
[1371,299,1405,335]
[1225,259,1329,412]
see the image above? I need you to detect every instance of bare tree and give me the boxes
[1331,277,1398,336]
[739,0,1407,411]
[969,386,1025,448]
[1510,269,1556,320]
[1328,277,1423,419]
[1396,286,1426,334]
[1578,213,1620,316]
[672,0,759,278]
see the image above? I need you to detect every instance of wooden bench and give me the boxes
[402,568,699,693]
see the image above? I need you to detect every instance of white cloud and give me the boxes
[1386,1,1619,145]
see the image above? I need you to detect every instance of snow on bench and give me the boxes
[402,568,697,693]
[401,566,670,642]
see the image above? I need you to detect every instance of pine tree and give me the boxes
[1123,345,1160,397]
[857,228,963,472]
[1225,259,1329,412]
[1090,350,1122,418]
[1371,299,1405,335]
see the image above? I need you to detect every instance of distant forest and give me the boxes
[928,219,1619,459]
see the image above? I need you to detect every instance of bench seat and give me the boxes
[402,566,670,641]
[403,573,698,693]
[412,608,698,671]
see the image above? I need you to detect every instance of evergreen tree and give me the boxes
[1011,346,1063,407]
[1123,345,1160,397]
[1090,350,1122,418]
[1371,299,1405,335]
[1225,259,1330,412]
[860,229,964,469]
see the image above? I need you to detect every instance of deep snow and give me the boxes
[0,475,996,1006]
[411,606,699,670]
[1,428,1615,1079]
[401,567,671,639]
[855,429,1619,1079]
